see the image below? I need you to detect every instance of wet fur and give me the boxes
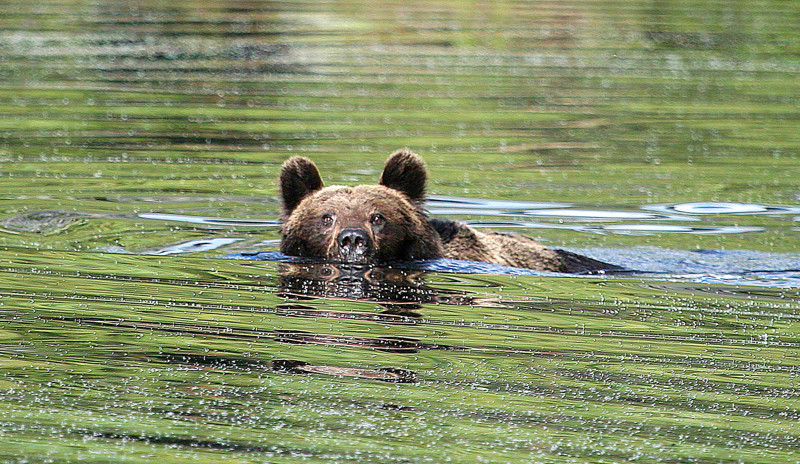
[279,149,620,273]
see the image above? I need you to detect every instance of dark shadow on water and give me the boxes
[277,262,477,314]
[161,353,418,383]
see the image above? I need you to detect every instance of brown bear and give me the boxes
[279,149,621,273]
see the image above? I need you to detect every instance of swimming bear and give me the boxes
[279,149,620,273]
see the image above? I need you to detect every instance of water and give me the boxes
[1,0,799,462]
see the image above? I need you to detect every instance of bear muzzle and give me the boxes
[336,228,373,263]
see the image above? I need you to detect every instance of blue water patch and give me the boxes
[569,246,800,288]
[673,202,769,214]
[646,202,800,215]
[569,246,799,274]
[406,258,553,276]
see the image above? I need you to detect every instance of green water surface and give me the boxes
[0,1,798,462]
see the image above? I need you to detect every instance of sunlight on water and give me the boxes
[0,0,799,462]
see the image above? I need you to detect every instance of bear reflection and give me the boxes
[278,262,472,313]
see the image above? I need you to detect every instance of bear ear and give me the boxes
[279,156,324,217]
[379,149,427,202]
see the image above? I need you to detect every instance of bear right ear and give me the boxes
[379,149,427,202]
[279,156,324,217]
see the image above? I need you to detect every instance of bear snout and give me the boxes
[337,228,372,262]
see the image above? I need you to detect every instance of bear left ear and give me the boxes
[279,156,324,217]
[379,149,427,202]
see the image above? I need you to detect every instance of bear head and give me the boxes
[279,149,444,264]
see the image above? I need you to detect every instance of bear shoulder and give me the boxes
[430,218,620,273]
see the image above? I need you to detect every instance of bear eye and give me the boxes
[321,213,334,226]
[370,213,385,227]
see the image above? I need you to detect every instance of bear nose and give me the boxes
[337,228,372,259]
